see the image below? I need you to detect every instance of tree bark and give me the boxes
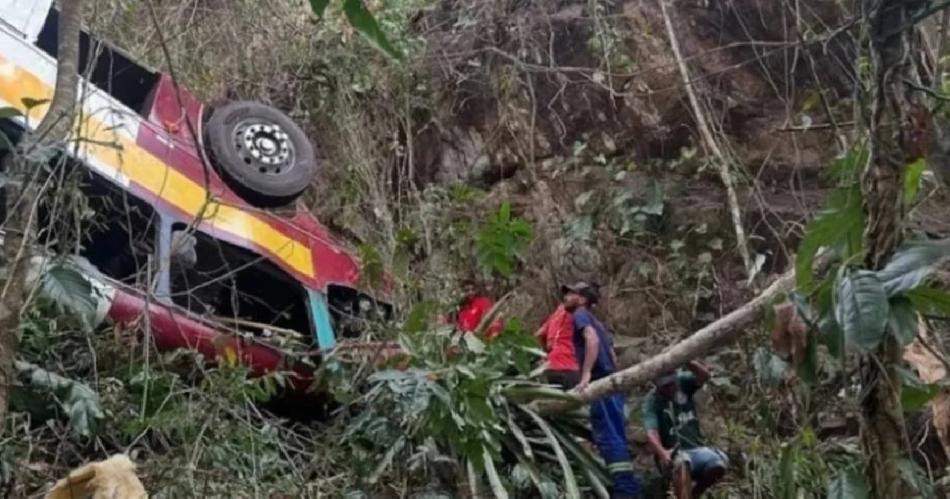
[860,1,929,496]
[0,0,82,431]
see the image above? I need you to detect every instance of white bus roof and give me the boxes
[0,0,53,43]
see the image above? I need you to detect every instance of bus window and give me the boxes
[35,8,159,116]
[168,226,313,342]
[36,171,160,285]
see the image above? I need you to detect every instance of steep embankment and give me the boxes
[40,1,946,496]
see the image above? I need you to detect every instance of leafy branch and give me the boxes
[309,0,403,59]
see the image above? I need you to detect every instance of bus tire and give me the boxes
[204,101,317,207]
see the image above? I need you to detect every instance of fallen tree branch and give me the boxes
[659,0,753,279]
[538,268,796,413]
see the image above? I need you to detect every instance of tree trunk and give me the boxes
[860,1,929,496]
[0,0,83,431]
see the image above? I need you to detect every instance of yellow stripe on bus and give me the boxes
[0,55,315,278]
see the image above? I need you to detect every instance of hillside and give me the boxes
[5,0,950,497]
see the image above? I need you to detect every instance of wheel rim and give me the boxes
[232,119,296,176]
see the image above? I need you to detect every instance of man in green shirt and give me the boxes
[642,360,727,498]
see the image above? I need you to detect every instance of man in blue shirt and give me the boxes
[562,281,641,499]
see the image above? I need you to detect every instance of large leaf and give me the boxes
[898,367,940,412]
[898,458,935,498]
[826,470,869,499]
[908,286,950,317]
[482,447,510,499]
[754,348,788,387]
[342,0,403,60]
[547,421,610,497]
[523,407,580,499]
[887,297,919,346]
[834,270,889,352]
[309,0,331,17]
[39,264,99,326]
[876,238,950,296]
[14,361,104,436]
[506,447,559,499]
[796,186,864,291]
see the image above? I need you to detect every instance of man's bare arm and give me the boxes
[533,324,546,339]
[646,430,672,463]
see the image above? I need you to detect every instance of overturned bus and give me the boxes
[0,1,396,391]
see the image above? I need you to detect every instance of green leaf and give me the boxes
[876,238,950,296]
[834,269,889,352]
[826,470,869,499]
[777,443,798,499]
[523,407,580,499]
[908,287,950,317]
[404,301,438,334]
[467,459,482,499]
[308,0,331,18]
[0,107,23,120]
[641,178,664,216]
[367,435,405,484]
[819,315,844,359]
[503,442,547,494]
[482,447,510,499]
[898,367,940,412]
[796,332,819,385]
[826,147,868,183]
[464,332,486,354]
[38,264,99,325]
[342,0,403,60]
[21,97,49,110]
[755,346,788,387]
[887,297,919,346]
[898,457,935,498]
[505,413,534,460]
[547,422,611,495]
[904,158,927,204]
[357,243,385,288]
[796,186,864,292]
[14,360,104,436]
[476,202,534,278]
[502,385,578,404]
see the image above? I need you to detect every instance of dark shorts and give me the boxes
[543,370,580,390]
[677,447,729,479]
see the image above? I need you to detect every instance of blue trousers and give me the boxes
[590,394,641,498]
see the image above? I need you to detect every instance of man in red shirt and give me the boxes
[456,294,503,339]
[534,302,579,389]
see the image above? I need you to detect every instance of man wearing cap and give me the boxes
[562,281,641,499]
[642,360,727,498]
